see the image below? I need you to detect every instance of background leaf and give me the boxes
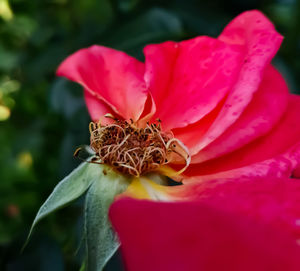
[106,8,183,53]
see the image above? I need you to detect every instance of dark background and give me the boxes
[0,0,299,270]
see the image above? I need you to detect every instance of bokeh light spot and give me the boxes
[0,0,13,21]
[17,151,33,169]
[0,104,10,121]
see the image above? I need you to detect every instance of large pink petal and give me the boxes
[189,65,289,161]
[169,177,300,242]
[183,95,300,180]
[110,197,300,271]
[57,45,147,121]
[144,38,243,130]
[193,10,283,150]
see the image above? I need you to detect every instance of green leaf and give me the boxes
[84,167,130,271]
[25,162,101,247]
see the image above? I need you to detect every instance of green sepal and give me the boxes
[24,162,97,248]
[84,167,130,271]
[24,162,131,271]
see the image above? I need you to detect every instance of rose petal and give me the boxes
[172,97,226,154]
[169,177,300,241]
[194,10,283,150]
[189,65,288,161]
[183,95,300,180]
[57,45,147,121]
[110,196,300,271]
[136,93,156,127]
[144,38,243,130]
[84,91,116,123]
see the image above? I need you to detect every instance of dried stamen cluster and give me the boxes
[88,117,189,177]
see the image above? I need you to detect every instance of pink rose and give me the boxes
[57,10,300,270]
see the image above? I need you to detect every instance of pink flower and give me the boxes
[57,10,300,270]
[57,10,300,182]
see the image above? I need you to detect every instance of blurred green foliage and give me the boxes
[0,0,299,270]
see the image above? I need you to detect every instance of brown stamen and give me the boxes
[88,117,190,177]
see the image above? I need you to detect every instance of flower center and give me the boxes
[88,116,189,177]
